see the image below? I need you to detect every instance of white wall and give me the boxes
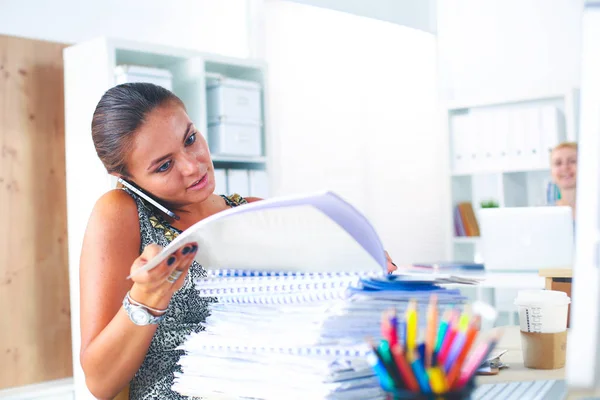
[436,0,583,105]
[0,0,250,58]
[265,1,447,266]
[286,0,437,33]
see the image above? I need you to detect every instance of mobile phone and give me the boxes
[118,178,180,220]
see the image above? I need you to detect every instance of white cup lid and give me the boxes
[514,289,571,307]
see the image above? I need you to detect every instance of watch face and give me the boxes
[131,307,150,326]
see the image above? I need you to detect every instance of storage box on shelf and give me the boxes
[206,75,264,158]
[114,65,173,90]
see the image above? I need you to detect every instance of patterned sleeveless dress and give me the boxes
[123,188,248,400]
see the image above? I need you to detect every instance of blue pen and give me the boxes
[398,319,407,349]
[411,356,431,393]
[366,351,395,392]
[417,342,426,363]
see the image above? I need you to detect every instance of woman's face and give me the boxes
[551,147,577,191]
[122,101,215,208]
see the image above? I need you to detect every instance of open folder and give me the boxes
[129,191,387,277]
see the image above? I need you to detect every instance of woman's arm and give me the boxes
[79,190,196,399]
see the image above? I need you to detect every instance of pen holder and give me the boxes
[384,379,476,400]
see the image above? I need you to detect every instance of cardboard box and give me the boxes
[539,269,573,327]
[521,330,567,369]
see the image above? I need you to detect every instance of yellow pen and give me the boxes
[406,299,417,359]
[427,366,448,394]
[458,311,470,332]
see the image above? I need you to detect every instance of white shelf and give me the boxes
[212,155,267,164]
[451,166,550,177]
[444,86,577,111]
[453,236,480,244]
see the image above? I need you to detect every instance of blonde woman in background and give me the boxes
[550,142,578,219]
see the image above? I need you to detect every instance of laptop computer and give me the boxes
[478,206,574,271]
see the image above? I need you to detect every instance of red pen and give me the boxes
[381,309,399,348]
[391,344,420,392]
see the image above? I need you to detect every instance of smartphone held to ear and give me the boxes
[118,178,180,220]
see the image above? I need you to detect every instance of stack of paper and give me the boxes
[128,191,473,399]
[172,272,467,399]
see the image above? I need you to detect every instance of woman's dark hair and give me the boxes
[91,82,184,176]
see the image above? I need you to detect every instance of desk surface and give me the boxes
[477,325,599,399]
[476,325,564,385]
[539,268,573,278]
[445,271,545,289]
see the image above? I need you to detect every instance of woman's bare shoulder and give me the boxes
[93,189,138,217]
[83,189,140,252]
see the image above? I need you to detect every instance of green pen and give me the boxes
[378,339,403,388]
[435,310,452,353]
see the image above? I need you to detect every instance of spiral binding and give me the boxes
[196,279,358,297]
[182,342,370,358]
[204,269,379,279]
[212,289,348,305]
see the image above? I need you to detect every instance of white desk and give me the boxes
[443,270,545,325]
[478,325,600,399]
[449,270,545,289]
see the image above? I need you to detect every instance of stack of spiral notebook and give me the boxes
[129,192,471,399]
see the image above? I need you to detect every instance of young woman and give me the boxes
[550,141,578,219]
[79,82,397,399]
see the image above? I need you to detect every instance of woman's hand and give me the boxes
[385,251,397,274]
[128,242,198,310]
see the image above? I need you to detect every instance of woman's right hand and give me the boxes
[128,242,198,310]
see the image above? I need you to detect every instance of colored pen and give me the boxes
[435,310,452,353]
[368,338,400,388]
[437,311,460,366]
[447,316,480,387]
[427,366,448,394]
[389,309,398,347]
[443,312,471,372]
[410,355,431,393]
[406,300,418,359]
[366,350,395,392]
[425,295,438,368]
[398,318,407,349]
[391,344,420,392]
[382,309,399,348]
[455,330,502,389]
[378,339,403,388]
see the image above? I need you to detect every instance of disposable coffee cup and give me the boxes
[514,290,571,369]
[514,289,570,333]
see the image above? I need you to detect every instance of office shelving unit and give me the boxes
[441,88,580,322]
[443,88,580,263]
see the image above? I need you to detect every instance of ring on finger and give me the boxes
[167,269,183,283]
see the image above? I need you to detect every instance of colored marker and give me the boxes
[406,300,418,359]
[447,316,480,387]
[425,295,438,368]
[391,344,420,392]
[455,330,502,389]
[427,366,448,394]
[410,355,431,393]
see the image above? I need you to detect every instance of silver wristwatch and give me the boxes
[122,293,166,326]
